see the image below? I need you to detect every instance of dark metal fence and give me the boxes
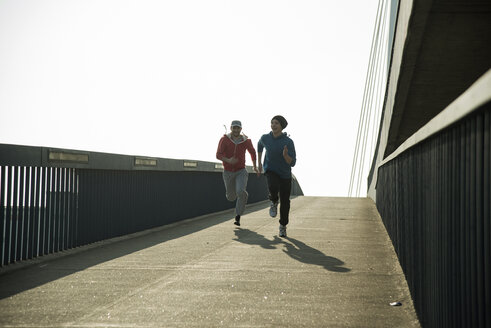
[0,144,303,267]
[376,103,490,327]
[0,166,79,266]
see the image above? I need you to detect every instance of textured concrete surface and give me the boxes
[0,196,420,327]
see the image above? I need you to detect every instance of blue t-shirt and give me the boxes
[257,132,296,179]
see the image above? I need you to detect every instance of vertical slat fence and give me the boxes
[376,103,490,327]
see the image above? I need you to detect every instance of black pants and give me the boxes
[266,171,292,226]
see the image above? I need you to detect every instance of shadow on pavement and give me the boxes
[0,202,270,299]
[233,227,284,249]
[282,237,350,272]
[233,228,350,272]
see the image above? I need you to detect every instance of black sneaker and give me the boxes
[234,215,241,226]
[269,202,278,217]
[279,224,287,237]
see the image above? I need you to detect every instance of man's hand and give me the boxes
[253,166,260,177]
[225,157,238,164]
[283,145,292,164]
[257,152,263,176]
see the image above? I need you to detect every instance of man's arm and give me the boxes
[216,138,238,164]
[246,140,259,174]
[257,137,265,176]
[221,156,238,164]
[283,140,296,167]
[257,151,263,176]
[282,146,292,165]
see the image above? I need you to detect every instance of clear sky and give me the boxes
[0,0,379,197]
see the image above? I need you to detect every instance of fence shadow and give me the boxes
[0,201,270,299]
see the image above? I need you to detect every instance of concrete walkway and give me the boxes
[0,197,420,327]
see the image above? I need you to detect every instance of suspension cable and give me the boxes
[349,0,391,197]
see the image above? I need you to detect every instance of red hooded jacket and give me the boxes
[216,133,257,172]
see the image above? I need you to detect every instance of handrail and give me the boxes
[0,144,227,173]
[0,143,300,185]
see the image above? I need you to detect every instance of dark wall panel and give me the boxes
[376,103,490,327]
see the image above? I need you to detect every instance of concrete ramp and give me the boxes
[0,197,419,327]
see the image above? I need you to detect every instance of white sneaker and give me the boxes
[269,202,278,217]
[279,224,287,237]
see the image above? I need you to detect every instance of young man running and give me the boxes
[216,120,258,226]
[257,115,296,237]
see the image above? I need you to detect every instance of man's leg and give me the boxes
[265,171,280,204]
[222,170,237,202]
[235,169,249,216]
[266,171,281,217]
[278,177,292,227]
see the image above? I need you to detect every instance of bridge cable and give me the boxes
[349,0,384,196]
[349,0,390,197]
[348,0,383,197]
[357,0,389,196]
[358,0,389,197]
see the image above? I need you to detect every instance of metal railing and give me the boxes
[375,71,491,327]
[0,145,303,267]
[0,166,79,265]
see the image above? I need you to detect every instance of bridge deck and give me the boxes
[0,197,419,327]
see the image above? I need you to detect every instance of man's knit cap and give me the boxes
[272,115,288,129]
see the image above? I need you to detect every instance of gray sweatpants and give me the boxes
[222,168,249,216]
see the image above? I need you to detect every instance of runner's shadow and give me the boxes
[233,228,350,272]
[233,228,283,249]
[281,237,351,272]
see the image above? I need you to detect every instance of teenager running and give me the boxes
[257,115,296,237]
[216,120,258,226]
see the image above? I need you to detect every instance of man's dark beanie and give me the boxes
[272,115,288,129]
